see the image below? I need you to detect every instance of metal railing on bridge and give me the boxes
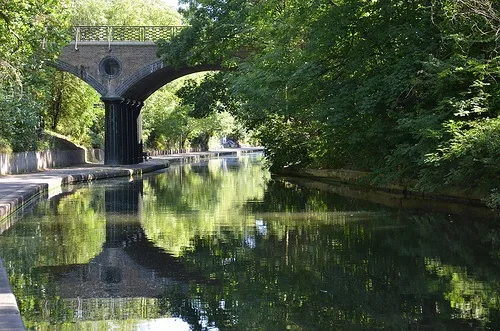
[73,26,185,43]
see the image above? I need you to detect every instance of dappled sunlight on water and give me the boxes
[1,153,500,330]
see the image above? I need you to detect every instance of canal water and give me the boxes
[1,153,500,330]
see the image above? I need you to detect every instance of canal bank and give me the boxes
[0,147,262,331]
[277,168,495,209]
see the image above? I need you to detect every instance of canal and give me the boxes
[0,153,499,330]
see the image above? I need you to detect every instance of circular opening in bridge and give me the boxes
[100,57,121,78]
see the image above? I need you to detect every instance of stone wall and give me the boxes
[0,149,86,175]
[301,169,370,182]
[86,148,104,163]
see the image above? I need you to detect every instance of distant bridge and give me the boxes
[52,26,221,165]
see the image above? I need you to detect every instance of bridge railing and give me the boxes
[73,26,185,43]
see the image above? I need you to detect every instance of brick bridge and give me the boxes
[53,26,221,165]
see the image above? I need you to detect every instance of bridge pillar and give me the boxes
[103,97,144,165]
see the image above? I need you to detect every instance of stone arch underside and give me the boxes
[49,59,108,96]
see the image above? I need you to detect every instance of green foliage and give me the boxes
[177,72,237,118]
[159,0,252,67]
[0,137,12,154]
[143,73,249,151]
[158,0,500,199]
[43,69,103,147]
[485,190,500,209]
[69,0,182,26]
[254,114,325,171]
[0,0,71,151]
[422,117,500,192]
[0,92,40,151]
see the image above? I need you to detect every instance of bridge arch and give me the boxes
[117,60,222,100]
[53,26,222,165]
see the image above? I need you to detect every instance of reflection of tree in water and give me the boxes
[2,156,500,329]
[0,186,107,267]
[139,159,500,329]
[157,211,500,330]
[0,185,108,327]
[144,157,267,212]
[247,178,393,214]
[144,160,229,214]
[142,157,271,256]
[0,178,225,329]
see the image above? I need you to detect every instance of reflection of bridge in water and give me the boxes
[52,26,221,165]
[37,180,213,304]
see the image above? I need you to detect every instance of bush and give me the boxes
[421,117,500,193]
[0,137,12,154]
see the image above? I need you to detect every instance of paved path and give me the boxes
[0,148,263,330]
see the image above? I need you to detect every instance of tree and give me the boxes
[142,82,188,150]
[44,69,103,147]
[0,0,70,151]
[158,0,500,202]
[142,73,245,151]
[69,0,182,26]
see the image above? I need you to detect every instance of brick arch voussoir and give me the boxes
[49,59,108,96]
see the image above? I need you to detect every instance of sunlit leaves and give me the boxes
[44,69,102,147]
[0,0,71,151]
[153,0,500,198]
[424,117,500,189]
[69,0,182,26]
[177,72,238,118]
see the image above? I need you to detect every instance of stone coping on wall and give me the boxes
[0,162,168,226]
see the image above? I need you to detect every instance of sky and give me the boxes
[162,0,180,9]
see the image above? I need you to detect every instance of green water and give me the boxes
[1,154,500,330]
